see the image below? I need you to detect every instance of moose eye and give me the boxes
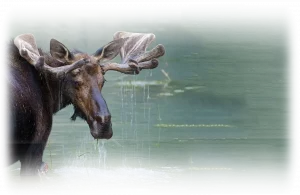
[74,80,83,89]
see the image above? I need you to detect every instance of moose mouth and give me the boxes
[88,120,113,139]
[71,106,113,139]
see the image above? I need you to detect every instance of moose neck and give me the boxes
[53,78,72,113]
[43,54,72,114]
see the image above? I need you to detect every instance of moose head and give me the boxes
[14,32,165,139]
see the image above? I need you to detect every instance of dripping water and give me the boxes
[157,104,162,146]
[133,73,139,166]
[147,106,151,166]
[98,139,107,169]
[147,70,152,166]
[120,76,126,166]
[143,79,146,119]
[130,74,136,163]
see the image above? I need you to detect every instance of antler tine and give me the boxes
[102,58,159,75]
[37,57,89,78]
[134,44,165,63]
[102,32,165,75]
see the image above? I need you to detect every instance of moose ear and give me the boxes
[14,34,41,65]
[50,39,74,63]
[93,38,126,62]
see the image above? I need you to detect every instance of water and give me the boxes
[8,19,287,193]
[97,140,107,169]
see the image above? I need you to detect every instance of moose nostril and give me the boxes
[95,115,104,123]
[107,115,111,121]
[95,115,111,123]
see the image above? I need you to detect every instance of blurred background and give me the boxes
[0,5,299,195]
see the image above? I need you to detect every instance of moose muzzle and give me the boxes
[89,89,113,139]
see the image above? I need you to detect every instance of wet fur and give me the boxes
[9,42,82,175]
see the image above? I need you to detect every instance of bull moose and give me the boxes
[9,32,165,175]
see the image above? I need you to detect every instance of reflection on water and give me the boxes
[8,19,287,192]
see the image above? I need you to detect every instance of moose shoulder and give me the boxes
[9,32,165,175]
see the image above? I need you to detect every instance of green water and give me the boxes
[8,20,287,190]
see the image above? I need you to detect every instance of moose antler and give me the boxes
[101,32,165,74]
[14,34,88,78]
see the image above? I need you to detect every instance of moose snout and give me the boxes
[89,89,113,139]
[89,115,113,139]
